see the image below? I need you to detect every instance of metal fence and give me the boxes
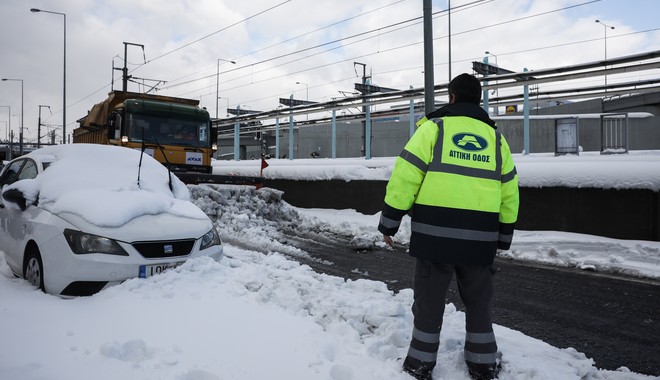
[600,113,629,154]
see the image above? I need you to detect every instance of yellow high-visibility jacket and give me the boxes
[378,102,519,265]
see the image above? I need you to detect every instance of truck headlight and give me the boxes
[200,228,222,250]
[64,229,129,256]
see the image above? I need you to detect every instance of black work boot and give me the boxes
[467,352,502,380]
[403,357,434,380]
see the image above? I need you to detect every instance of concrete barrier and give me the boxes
[264,179,660,242]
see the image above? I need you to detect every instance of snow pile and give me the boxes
[189,184,313,259]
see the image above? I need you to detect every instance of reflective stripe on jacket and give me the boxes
[378,103,519,265]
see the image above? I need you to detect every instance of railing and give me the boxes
[213,50,660,160]
[601,113,629,154]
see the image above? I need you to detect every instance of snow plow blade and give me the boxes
[175,172,264,187]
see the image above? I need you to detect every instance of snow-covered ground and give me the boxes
[213,150,660,191]
[1,150,659,380]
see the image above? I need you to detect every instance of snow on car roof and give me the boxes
[5,144,208,227]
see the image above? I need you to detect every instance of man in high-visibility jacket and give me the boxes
[378,73,519,380]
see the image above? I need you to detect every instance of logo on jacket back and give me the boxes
[449,133,491,163]
[452,133,487,151]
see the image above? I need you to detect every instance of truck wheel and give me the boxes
[24,246,45,292]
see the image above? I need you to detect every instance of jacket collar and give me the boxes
[426,102,497,129]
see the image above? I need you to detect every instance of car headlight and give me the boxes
[200,228,222,250]
[63,229,129,256]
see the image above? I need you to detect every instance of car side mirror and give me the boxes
[2,188,27,211]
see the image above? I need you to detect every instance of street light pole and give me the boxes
[296,81,309,102]
[595,19,615,86]
[38,105,51,148]
[2,79,23,155]
[485,51,499,114]
[31,8,66,143]
[485,50,498,67]
[216,58,236,118]
[218,97,230,117]
[296,81,309,120]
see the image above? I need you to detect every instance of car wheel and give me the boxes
[23,246,45,291]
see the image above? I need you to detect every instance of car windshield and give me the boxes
[127,114,210,147]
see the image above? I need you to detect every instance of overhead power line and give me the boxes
[164,0,597,94]
[170,0,611,104]
[160,3,436,90]
[65,1,292,117]
[164,0,408,87]
[134,0,292,70]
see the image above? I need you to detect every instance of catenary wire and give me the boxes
[172,0,616,106]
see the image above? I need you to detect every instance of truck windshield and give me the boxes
[127,114,210,147]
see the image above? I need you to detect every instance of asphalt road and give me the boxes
[272,230,660,377]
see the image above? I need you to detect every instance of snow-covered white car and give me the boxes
[0,144,222,296]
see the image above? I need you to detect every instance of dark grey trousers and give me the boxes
[404,258,498,374]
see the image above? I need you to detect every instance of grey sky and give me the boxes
[1,0,658,143]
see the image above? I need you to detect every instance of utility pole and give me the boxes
[9,129,14,159]
[1,78,23,154]
[0,105,9,157]
[37,105,51,148]
[121,42,145,91]
[448,0,452,82]
[354,62,369,156]
[423,0,435,114]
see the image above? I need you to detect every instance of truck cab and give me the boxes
[75,91,218,174]
[108,99,217,173]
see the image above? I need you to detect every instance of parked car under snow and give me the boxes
[0,144,222,296]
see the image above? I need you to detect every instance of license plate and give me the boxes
[139,262,183,278]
